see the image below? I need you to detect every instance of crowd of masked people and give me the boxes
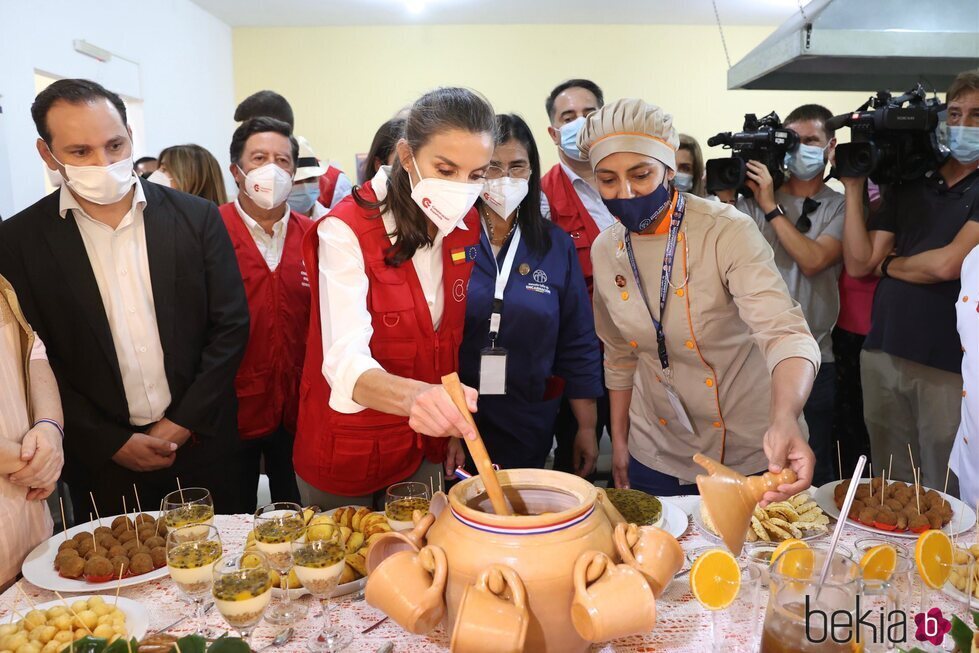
[1,70,978,589]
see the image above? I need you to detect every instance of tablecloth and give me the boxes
[5,496,976,652]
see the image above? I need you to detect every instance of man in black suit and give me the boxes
[0,79,250,521]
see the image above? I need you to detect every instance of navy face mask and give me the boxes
[602,179,672,233]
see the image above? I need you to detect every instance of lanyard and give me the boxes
[485,225,522,346]
[623,192,686,372]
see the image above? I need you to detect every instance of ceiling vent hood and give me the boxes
[727,0,979,92]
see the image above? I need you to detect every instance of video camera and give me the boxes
[828,83,946,185]
[705,112,799,197]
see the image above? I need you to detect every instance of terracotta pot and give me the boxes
[425,469,618,653]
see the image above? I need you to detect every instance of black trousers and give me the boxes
[237,427,301,512]
[831,326,873,477]
[552,390,611,479]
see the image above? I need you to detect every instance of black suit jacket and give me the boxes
[0,180,250,485]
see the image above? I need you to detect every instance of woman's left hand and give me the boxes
[444,437,466,477]
[573,428,598,478]
[761,415,815,506]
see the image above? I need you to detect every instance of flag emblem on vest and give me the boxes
[451,246,477,265]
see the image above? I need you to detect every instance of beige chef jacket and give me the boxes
[592,193,820,483]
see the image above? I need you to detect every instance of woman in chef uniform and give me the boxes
[951,246,979,507]
[294,87,496,509]
[580,98,819,502]
[458,114,603,473]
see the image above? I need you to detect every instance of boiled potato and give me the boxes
[6,634,28,651]
[51,633,72,645]
[72,629,87,641]
[43,609,64,621]
[90,604,111,619]
[68,602,87,616]
[22,615,44,633]
[49,617,70,633]
[34,627,55,646]
[41,642,58,653]
[91,625,113,640]
[0,627,17,639]
[72,610,97,631]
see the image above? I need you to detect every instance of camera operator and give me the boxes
[736,104,844,487]
[842,70,979,492]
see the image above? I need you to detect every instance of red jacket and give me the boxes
[317,166,343,208]
[294,183,480,495]
[540,163,602,297]
[219,203,313,439]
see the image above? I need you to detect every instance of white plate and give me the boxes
[691,497,830,543]
[814,480,977,540]
[23,512,169,593]
[659,498,689,540]
[3,595,149,641]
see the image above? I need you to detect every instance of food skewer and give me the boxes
[59,497,68,542]
[176,477,185,504]
[132,484,143,514]
[89,513,97,550]
[907,443,916,483]
[14,582,36,610]
[888,454,893,483]
[8,597,25,622]
[880,469,886,507]
[114,563,124,606]
[913,468,921,515]
[836,441,843,481]
[89,492,102,527]
[53,591,93,635]
[122,496,130,530]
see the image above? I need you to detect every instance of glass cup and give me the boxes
[254,502,308,625]
[385,482,431,531]
[292,537,351,652]
[212,551,274,646]
[162,487,215,541]
[709,564,762,652]
[166,524,222,634]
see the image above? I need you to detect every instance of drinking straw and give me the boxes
[816,455,867,594]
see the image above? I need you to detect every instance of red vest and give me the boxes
[219,203,313,439]
[317,166,344,209]
[294,183,480,495]
[540,163,602,297]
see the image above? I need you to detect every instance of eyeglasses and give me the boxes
[484,164,532,180]
[796,197,821,234]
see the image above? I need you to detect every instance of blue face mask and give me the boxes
[602,179,673,233]
[784,143,828,181]
[287,182,320,214]
[558,116,587,161]
[949,125,979,164]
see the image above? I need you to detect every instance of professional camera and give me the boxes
[828,84,946,185]
[705,112,799,197]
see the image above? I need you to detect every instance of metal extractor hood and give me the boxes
[728,0,979,92]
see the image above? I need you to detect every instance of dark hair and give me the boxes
[492,114,551,256]
[785,103,835,139]
[234,90,294,129]
[363,118,405,181]
[545,79,604,123]
[677,134,706,197]
[353,87,496,266]
[229,117,299,167]
[31,79,128,145]
[134,156,157,166]
[948,70,979,103]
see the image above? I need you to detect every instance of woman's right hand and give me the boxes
[612,443,631,489]
[407,383,479,440]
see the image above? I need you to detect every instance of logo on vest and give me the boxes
[300,269,310,289]
[526,269,551,295]
[453,278,467,302]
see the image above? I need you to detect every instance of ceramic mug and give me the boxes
[571,550,656,642]
[365,530,420,574]
[613,522,685,598]
[365,544,448,634]
[450,564,529,653]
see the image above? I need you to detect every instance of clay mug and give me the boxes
[450,564,529,653]
[613,522,685,598]
[571,550,656,642]
[365,530,420,574]
[365,544,448,634]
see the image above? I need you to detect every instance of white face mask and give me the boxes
[239,163,293,210]
[409,159,483,236]
[50,152,136,205]
[481,177,529,219]
[146,169,173,188]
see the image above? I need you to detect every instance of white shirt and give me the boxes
[539,162,616,232]
[317,166,450,414]
[233,199,290,271]
[330,172,354,209]
[60,183,171,426]
[952,245,979,507]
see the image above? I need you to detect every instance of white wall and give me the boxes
[0,0,236,219]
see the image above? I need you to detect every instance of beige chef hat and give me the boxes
[577,98,680,171]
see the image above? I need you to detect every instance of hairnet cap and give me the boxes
[577,98,680,170]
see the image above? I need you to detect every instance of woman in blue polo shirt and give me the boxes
[457,113,603,474]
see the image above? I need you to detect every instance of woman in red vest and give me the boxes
[295,88,497,509]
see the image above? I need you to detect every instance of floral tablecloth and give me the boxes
[5,497,976,652]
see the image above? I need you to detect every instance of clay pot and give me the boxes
[425,469,618,653]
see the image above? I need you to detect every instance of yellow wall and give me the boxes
[233,24,876,180]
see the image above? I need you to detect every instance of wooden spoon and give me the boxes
[440,373,511,516]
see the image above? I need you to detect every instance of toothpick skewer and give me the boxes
[907,444,916,483]
[133,484,143,514]
[89,513,96,550]
[59,497,68,542]
[881,469,886,507]
[429,476,435,497]
[888,454,893,483]
[14,583,36,610]
[123,496,130,530]
[114,563,124,606]
[176,477,185,504]
[8,597,25,621]
[836,441,843,481]
[54,591,93,635]
[89,492,102,526]
[914,468,921,515]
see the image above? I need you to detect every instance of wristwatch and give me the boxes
[764,205,786,222]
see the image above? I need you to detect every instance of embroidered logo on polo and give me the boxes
[526,269,551,295]
[452,279,467,302]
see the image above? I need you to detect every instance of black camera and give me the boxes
[705,112,799,197]
[828,84,946,185]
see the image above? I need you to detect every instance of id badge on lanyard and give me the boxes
[480,226,521,396]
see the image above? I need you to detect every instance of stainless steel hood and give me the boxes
[727,0,979,92]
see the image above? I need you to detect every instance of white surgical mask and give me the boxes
[147,169,173,188]
[674,172,694,192]
[239,163,293,210]
[409,159,482,236]
[50,152,136,205]
[288,182,320,214]
[481,177,528,219]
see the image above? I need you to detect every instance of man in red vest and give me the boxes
[221,116,313,510]
[540,79,612,477]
